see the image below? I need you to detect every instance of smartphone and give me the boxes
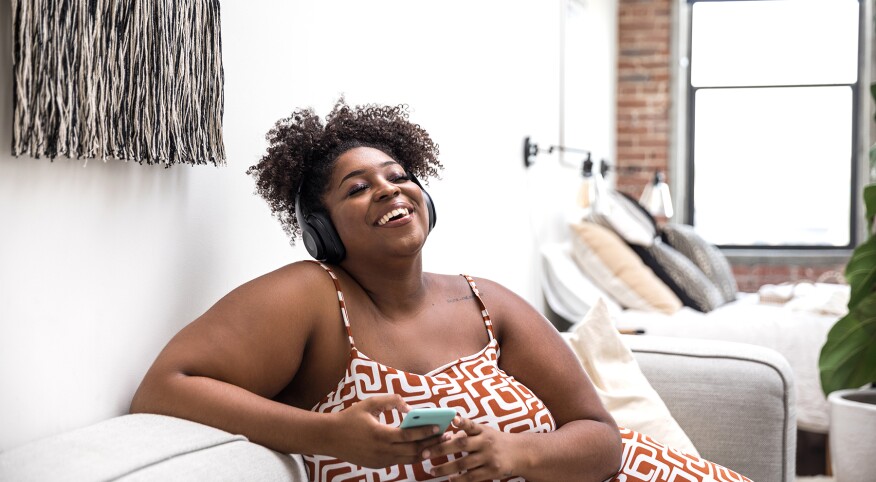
[399,408,456,433]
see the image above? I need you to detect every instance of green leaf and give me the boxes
[819,292,876,394]
[871,82,875,123]
[845,235,876,308]
[865,184,876,234]
[870,143,876,178]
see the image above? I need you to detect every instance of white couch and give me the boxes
[541,241,846,434]
[0,335,796,482]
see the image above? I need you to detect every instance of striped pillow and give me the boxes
[630,239,725,313]
[661,224,738,303]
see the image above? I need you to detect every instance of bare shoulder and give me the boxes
[152,260,343,397]
[449,275,551,341]
[233,260,339,304]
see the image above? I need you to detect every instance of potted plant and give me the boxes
[817,81,876,481]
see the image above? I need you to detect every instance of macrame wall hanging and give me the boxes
[11,0,226,167]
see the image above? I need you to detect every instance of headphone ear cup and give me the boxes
[305,212,346,263]
[295,189,346,263]
[421,188,436,232]
[408,173,436,233]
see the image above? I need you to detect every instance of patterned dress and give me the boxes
[302,262,750,482]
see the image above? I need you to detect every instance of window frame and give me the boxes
[680,0,866,251]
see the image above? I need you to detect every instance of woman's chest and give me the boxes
[347,301,491,376]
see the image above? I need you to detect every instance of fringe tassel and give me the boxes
[11,0,225,167]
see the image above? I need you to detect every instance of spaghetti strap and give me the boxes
[460,275,495,342]
[307,260,356,348]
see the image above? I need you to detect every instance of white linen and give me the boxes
[614,287,847,434]
[539,240,848,433]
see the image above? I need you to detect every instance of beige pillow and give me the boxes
[562,299,700,456]
[570,221,681,314]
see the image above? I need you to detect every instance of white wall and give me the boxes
[0,0,616,451]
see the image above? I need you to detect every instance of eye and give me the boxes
[390,173,409,183]
[347,183,367,196]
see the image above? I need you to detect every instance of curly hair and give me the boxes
[247,98,443,243]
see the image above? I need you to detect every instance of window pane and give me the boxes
[691,0,859,87]
[693,86,852,247]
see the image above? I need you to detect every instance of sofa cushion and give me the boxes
[661,223,738,303]
[561,299,699,456]
[0,414,307,482]
[630,240,725,313]
[570,221,681,314]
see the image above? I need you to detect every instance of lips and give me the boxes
[377,207,411,226]
[374,203,415,227]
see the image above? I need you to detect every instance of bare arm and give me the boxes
[130,261,334,454]
[129,262,440,462]
[429,278,621,482]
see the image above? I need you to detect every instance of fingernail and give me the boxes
[432,426,439,434]
[422,450,430,458]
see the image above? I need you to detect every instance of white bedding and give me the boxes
[540,241,848,434]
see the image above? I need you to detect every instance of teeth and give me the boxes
[378,208,410,226]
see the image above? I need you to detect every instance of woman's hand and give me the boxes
[328,395,448,469]
[425,416,526,481]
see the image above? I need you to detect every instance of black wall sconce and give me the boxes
[523,136,598,177]
[524,136,672,217]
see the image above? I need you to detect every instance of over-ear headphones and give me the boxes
[295,172,436,264]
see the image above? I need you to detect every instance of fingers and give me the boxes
[425,429,472,460]
[397,424,442,442]
[430,449,488,479]
[451,416,481,435]
[359,394,411,416]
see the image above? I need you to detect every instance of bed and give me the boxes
[540,240,848,434]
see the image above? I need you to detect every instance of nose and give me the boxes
[372,178,401,201]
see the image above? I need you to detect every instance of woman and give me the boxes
[131,100,749,482]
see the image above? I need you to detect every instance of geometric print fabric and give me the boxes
[302,263,555,481]
[617,428,752,482]
[302,262,750,482]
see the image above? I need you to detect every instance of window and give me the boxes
[685,0,862,248]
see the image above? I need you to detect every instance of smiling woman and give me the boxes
[129,99,751,482]
[246,99,442,249]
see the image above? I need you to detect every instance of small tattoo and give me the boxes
[446,294,474,303]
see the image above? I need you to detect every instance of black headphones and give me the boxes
[295,172,436,264]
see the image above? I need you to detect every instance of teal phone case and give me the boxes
[399,408,456,432]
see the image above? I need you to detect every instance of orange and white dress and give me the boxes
[302,262,750,482]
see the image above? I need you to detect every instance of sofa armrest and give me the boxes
[0,414,308,482]
[625,334,796,482]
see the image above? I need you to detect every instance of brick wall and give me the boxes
[615,0,849,292]
[615,0,671,197]
[732,263,847,293]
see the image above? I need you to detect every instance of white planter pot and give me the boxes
[828,388,876,482]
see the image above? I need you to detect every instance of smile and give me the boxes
[377,207,411,226]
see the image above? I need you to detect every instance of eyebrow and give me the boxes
[337,160,400,188]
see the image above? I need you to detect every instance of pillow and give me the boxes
[661,224,738,303]
[587,182,657,247]
[540,242,624,322]
[570,222,681,314]
[561,299,700,456]
[630,239,725,313]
